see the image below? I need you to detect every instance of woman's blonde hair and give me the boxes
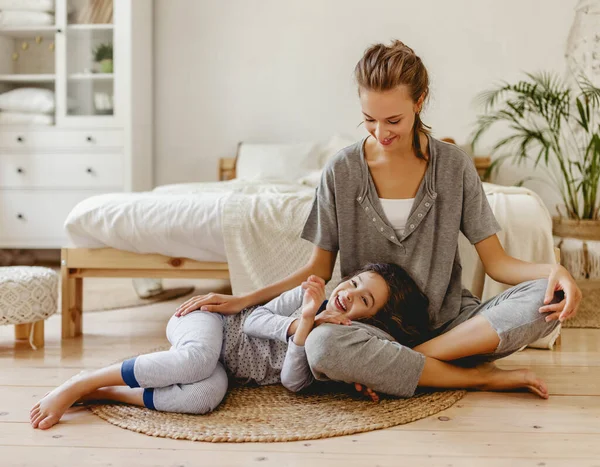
[354,40,431,160]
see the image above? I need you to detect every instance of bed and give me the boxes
[60,137,559,344]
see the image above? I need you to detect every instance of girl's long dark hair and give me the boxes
[344,262,430,346]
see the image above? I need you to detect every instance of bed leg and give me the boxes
[61,250,83,339]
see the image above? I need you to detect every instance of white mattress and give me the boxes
[65,180,315,263]
[65,190,230,262]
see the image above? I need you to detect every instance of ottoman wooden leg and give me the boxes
[61,257,83,339]
[15,323,31,340]
[14,321,44,349]
[32,320,44,349]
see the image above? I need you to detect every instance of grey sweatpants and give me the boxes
[121,311,228,414]
[305,279,561,398]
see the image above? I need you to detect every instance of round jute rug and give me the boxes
[89,384,466,443]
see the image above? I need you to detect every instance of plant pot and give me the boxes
[553,217,600,328]
[552,217,600,241]
[98,59,113,73]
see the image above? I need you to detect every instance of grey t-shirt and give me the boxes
[301,135,501,329]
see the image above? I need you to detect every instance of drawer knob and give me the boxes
[16,136,24,143]
[16,167,24,174]
[16,213,24,220]
[86,167,94,174]
[86,136,94,142]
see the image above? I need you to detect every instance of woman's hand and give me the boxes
[175,293,249,317]
[539,265,582,322]
[354,383,379,403]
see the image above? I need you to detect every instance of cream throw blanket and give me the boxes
[222,182,561,349]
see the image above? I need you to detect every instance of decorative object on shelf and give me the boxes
[11,51,18,61]
[92,42,113,73]
[74,0,113,24]
[93,91,113,115]
[21,41,29,50]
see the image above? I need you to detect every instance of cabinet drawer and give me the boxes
[0,190,117,247]
[0,129,124,151]
[0,154,123,189]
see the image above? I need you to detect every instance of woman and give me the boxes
[177,40,582,398]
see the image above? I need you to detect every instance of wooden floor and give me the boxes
[1,278,600,467]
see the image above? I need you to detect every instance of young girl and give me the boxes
[30,262,428,430]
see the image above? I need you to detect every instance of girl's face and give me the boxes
[326,272,389,321]
[359,85,421,151]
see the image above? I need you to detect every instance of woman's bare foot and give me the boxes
[476,363,549,399]
[30,371,94,429]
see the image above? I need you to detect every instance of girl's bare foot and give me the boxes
[30,372,93,429]
[76,386,145,407]
[476,363,549,399]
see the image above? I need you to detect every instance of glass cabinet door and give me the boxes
[65,0,114,117]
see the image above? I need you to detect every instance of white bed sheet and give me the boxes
[65,180,315,262]
[65,190,230,262]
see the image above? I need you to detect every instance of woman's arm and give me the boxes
[176,246,337,316]
[475,234,582,321]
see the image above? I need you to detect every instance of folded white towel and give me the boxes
[0,11,54,27]
[0,111,54,125]
[0,0,55,12]
[0,88,55,114]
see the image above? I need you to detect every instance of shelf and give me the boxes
[67,24,114,32]
[0,74,55,83]
[68,73,114,81]
[0,26,57,39]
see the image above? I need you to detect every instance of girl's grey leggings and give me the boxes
[121,311,228,414]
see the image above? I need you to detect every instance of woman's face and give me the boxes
[326,272,389,321]
[359,85,421,151]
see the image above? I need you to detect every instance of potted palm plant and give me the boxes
[471,72,600,241]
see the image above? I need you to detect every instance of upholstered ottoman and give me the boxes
[0,267,58,349]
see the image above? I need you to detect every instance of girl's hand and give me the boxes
[175,293,249,317]
[301,278,326,320]
[538,265,582,322]
[354,383,379,403]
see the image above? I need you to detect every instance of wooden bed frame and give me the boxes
[59,145,549,339]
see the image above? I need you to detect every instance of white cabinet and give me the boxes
[0,0,152,248]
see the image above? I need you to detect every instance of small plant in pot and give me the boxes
[93,42,113,73]
[471,72,600,241]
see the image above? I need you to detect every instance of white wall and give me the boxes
[154,0,579,213]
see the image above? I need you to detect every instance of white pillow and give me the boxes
[0,0,55,11]
[317,133,357,167]
[0,11,54,26]
[0,88,56,114]
[235,142,321,182]
[0,111,54,125]
[297,170,323,188]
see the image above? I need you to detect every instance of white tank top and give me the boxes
[379,198,415,236]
